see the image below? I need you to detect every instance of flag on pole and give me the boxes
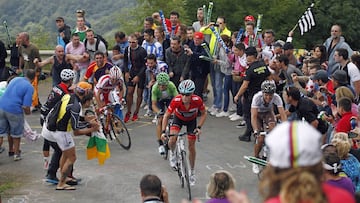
[298,4,316,35]
[87,131,111,165]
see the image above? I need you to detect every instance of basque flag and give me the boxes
[298,4,315,35]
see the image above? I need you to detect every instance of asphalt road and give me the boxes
[0,79,261,203]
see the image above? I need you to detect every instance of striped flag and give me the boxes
[87,131,111,165]
[298,4,316,35]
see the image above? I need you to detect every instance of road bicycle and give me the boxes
[167,131,193,200]
[161,114,173,160]
[98,103,131,150]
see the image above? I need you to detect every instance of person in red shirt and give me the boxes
[335,97,358,133]
[161,79,206,186]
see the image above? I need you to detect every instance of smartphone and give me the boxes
[214,24,220,27]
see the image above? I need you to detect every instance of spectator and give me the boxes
[323,24,353,75]
[0,40,7,81]
[0,69,35,161]
[259,121,355,203]
[206,170,236,203]
[140,174,169,203]
[76,9,91,28]
[55,17,71,47]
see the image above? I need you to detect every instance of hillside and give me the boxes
[0,0,135,48]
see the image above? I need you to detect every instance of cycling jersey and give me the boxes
[95,74,124,104]
[251,91,283,113]
[40,82,71,124]
[167,94,205,122]
[151,81,178,102]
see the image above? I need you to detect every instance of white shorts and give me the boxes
[41,123,75,151]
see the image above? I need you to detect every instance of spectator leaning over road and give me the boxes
[323,24,353,76]
[259,121,355,203]
[34,45,72,86]
[234,46,271,142]
[139,174,169,203]
[206,170,236,203]
[44,82,99,190]
[334,48,360,101]
[40,69,75,179]
[0,69,35,161]
[18,32,41,111]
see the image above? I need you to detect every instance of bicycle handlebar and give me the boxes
[167,131,200,142]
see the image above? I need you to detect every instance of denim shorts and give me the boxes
[0,109,24,138]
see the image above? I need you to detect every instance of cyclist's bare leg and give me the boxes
[126,86,135,114]
[254,135,264,158]
[188,138,196,170]
[134,88,143,114]
[168,129,179,152]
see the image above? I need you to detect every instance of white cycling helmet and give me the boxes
[178,79,195,94]
[109,65,122,80]
[60,69,75,81]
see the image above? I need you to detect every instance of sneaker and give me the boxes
[144,110,153,117]
[228,112,238,119]
[44,159,49,170]
[230,114,242,121]
[45,176,59,184]
[131,113,139,121]
[236,120,246,128]
[14,154,22,161]
[0,146,5,153]
[169,151,177,169]
[8,151,14,157]
[152,115,157,124]
[210,108,220,116]
[124,112,131,123]
[216,111,230,117]
[189,174,196,186]
[158,145,165,155]
[207,106,217,113]
[144,104,149,110]
[252,163,260,174]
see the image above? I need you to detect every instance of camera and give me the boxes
[214,23,220,27]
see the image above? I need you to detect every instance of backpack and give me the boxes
[46,94,71,131]
[84,34,108,51]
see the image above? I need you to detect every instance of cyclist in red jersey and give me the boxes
[161,79,207,186]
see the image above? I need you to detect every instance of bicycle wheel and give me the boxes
[175,150,184,188]
[110,114,131,150]
[181,151,191,200]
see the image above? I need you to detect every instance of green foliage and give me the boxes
[184,0,360,50]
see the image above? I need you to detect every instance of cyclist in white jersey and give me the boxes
[251,80,287,174]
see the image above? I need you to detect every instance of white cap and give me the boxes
[265,121,323,169]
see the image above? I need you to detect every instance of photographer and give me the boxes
[140,174,169,203]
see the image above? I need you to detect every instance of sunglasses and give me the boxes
[181,93,192,96]
[129,41,137,44]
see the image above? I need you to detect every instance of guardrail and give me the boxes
[5,50,113,63]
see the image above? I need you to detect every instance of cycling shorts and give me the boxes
[170,115,197,140]
[256,111,276,132]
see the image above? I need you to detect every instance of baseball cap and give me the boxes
[311,70,329,82]
[194,32,204,40]
[265,121,323,169]
[55,17,64,22]
[283,42,294,50]
[244,15,255,22]
[331,70,348,85]
[245,46,257,56]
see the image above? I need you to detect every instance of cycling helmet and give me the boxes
[156,72,170,85]
[178,79,195,94]
[109,65,122,80]
[60,69,75,82]
[261,80,276,94]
